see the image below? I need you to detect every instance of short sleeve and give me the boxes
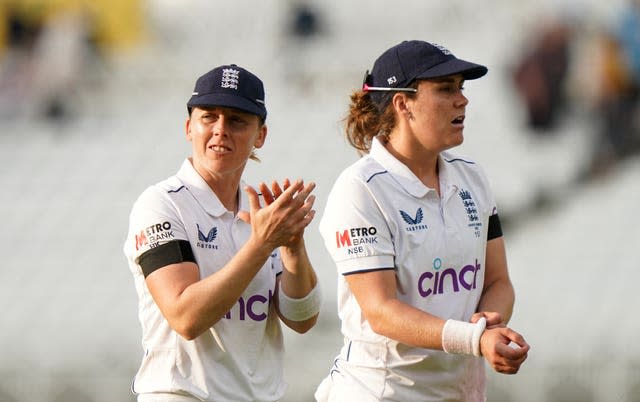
[124,185,190,271]
[474,162,499,217]
[319,171,395,275]
[468,162,503,240]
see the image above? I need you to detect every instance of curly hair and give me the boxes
[344,82,418,154]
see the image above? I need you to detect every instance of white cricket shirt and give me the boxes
[124,159,286,402]
[318,137,497,401]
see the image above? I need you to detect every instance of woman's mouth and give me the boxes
[210,145,231,153]
[452,115,465,125]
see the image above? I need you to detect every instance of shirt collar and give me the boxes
[369,138,461,198]
[369,137,431,198]
[176,158,247,217]
[438,152,463,199]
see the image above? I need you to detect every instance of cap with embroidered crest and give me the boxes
[363,40,487,106]
[187,64,267,119]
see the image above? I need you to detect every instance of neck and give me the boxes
[209,180,240,213]
[190,158,242,213]
[384,136,440,193]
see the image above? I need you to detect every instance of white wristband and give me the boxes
[442,317,487,357]
[277,282,321,321]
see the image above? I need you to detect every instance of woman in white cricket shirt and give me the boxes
[315,41,530,402]
[124,64,321,402]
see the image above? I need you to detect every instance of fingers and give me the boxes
[494,341,529,374]
[277,181,316,243]
[271,179,316,212]
[505,328,529,350]
[259,179,313,206]
[238,185,261,224]
[237,210,251,224]
[272,178,290,198]
[482,327,530,375]
[243,185,262,213]
[472,311,505,328]
[278,179,307,201]
[260,182,276,205]
[280,191,316,235]
[244,179,317,248]
[251,179,316,220]
[294,194,316,228]
[264,178,294,203]
[496,338,529,360]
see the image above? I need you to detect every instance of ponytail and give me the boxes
[345,91,393,154]
[344,82,418,154]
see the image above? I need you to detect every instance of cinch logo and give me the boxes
[418,257,481,297]
[197,224,218,249]
[400,208,428,232]
[224,289,274,322]
[135,221,173,250]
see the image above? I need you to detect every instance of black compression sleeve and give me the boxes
[487,213,503,241]
[137,239,196,278]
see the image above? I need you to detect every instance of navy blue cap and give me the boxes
[187,64,267,119]
[366,40,487,92]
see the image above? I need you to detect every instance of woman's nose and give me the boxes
[456,92,469,107]
[212,116,227,136]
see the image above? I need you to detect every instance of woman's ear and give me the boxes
[185,117,193,141]
[254,124,267,149]
[392,93,412,120]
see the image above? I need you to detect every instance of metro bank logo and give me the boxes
[135,221,174,250]
[335,226,379,255]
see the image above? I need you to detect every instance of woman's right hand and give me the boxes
[238,179,316,250]
[480,326,530,374]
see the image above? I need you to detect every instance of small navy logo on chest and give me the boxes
[197,224,219,249]
[399,207,428,232]
[458,189,482,237]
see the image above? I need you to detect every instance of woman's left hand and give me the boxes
[259,178,316,248]
[471,311,505,328]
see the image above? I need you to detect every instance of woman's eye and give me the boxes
[440,85,464,93]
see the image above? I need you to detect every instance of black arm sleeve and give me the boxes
[137,239,196,278]
[487,213,503,241]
